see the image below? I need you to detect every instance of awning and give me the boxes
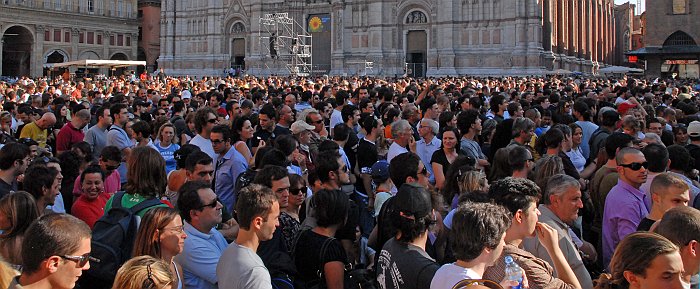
[599,66,644,74]
[626,45,700,56]
[43,60,146,69]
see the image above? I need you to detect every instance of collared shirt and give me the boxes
[176,221,228,289]
[416,136,441,183]
[575,120,599,159]
[215,147,248,212]
[107,124,134,184]
[602,179,649,268]
[387,142,408,163]
[522,205,594,289]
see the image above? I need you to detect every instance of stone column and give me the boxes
[103,31,111,75]
[329,1,346,75]
[556,0,564,55]
[34,25,46,77]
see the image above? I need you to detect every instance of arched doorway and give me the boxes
[228,22,246,76]
[110,52,129,76]
[661,31,699,78]
[404,10,428,78]
[43,50,68,78]
[137,48,147,75]
[2,26,34,77]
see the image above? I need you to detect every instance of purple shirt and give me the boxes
[602,179,649,268]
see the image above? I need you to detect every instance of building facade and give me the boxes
[159,0,617,77]
[628,0,700,78]
[1,0,139,77]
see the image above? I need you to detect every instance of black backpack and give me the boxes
[80,192,163,288]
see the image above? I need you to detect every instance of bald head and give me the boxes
[37,112,56,130]
[615,147,643,166]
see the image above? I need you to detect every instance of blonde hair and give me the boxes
[157,122,177,144]
[532,154,564,192]
[112,256,173,289]
[458,170,488,194]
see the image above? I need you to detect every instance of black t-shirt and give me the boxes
[345,129,359,171]
[356,138,378,194]
[0,178,16,201]
[430,149,452,175]
[559,152,581,180]
[293,230,348,283]
[637,217,656,232]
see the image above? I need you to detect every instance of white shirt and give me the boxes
[430,263,482,289]
[189,134,217,160]
[387,142,408,163]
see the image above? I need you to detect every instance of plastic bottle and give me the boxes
[504,255,523,289]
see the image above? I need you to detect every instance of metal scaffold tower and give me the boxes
[258,13,313,76]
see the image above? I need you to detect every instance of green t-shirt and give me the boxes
[103,192,169,218]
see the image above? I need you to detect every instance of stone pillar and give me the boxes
[330,1,346,75]
[556,0,564,55]
[34,25,46,77]
[103,31,111,75]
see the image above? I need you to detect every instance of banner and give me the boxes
[308,14,330,33]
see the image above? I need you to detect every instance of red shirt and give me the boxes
[56,122,85,153]
[71,192,110,229]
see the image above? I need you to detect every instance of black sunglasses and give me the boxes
[198,198,219,209]
[419,166,428,176]
[290,187,308,196]
[312,119,324,124]
[619,162,648,171]
[60,253,100,267]
[207,119,218,124]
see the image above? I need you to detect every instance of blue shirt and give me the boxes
[415,136,441,184]
[575,120,599,159]
[215,147,248,212]
[106,124,134,184]
[176,222,228,289]
[156,142,180,174]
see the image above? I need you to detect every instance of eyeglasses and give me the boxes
[419,166,428,176]
[161,225,185,234]
[312,119,324,124]
[60,253,100,267]
[198,198,219,209]
[619,162,648,171]
[156,112,166,116]
[339,165,349,173]
[207,119,218,124]
[290,187,308,196]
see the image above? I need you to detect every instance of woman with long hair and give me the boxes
[532,154,565,193]
[294,189,350,289]
[567,123,597,179]
[104,146,169,214]
[280,174,307,251]
[595,232,683,289]
[0,191,39,267]
[431,127,460,190]
[112,255,175,289]
[133,207,187,289]
[155,122,181,175]
[231,116,263,166]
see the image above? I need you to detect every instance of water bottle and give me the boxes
[504,255,523,289]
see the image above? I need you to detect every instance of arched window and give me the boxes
[663,31,697,46]
[406,10,427,24]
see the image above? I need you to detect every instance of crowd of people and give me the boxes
[0,73,699,289]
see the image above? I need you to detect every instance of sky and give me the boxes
[615,0,645,14]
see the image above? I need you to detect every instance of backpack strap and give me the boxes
[129,196,163,214]
[111,191,127,209]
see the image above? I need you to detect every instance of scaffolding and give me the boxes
[258,13,312,76]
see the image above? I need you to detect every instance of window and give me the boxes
[138,27,143,41]
[126,36,131,46]
[87,0,94,13]
[79,31,84,43]
[97,34,102,45]
[110,35,115,45]
[87,31,94,44]
[54,29,61,42]
[117,34,123,46]
[663,31,697,46]
[55,0,61,10]
[64,31,70,42]
[45,30,50,41]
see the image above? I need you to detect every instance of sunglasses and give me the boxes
[419,166,428,176]
[619,162,648,171]
[198,198,219,209]
[60,253,100,267]
[312,119,324,124]
[207,119,218,124]
[290,187,308,196]
[211,139,225,144]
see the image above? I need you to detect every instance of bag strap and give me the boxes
[316,236,336,283]
[451,279,504,289]
[129,196,163,214]
[111,191,126,209]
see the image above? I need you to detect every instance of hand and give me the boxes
[319,126,329,138]
[535,222,560,252]
[258,139,266,148]
[408,136,417,152]
[500,269,529,289]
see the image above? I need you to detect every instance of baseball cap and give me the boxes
[181,90,192,99]
[290,120,315,135]
[688,121,700,137]
[370,160,390,181]
[393,183,432,220]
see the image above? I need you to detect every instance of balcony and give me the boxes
[1,0,136,19]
